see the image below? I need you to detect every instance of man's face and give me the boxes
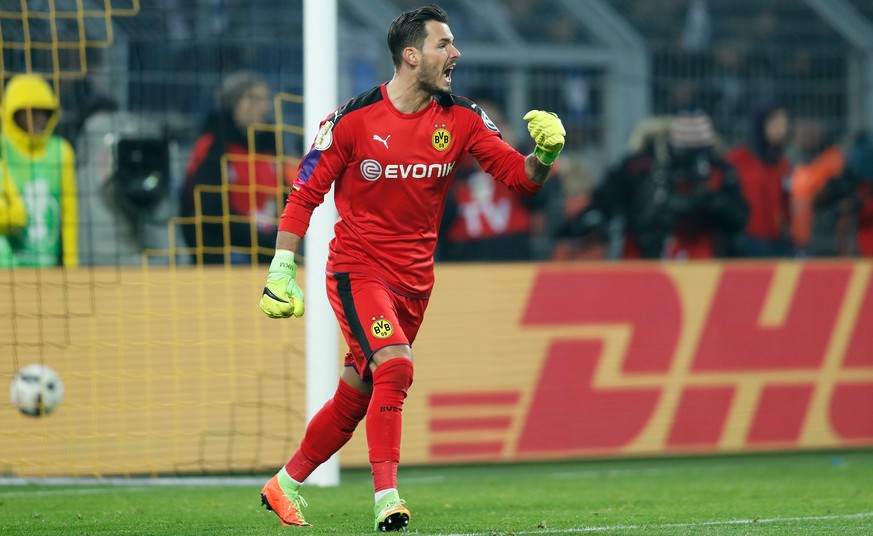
[415,20,461,96]
[13,108,52,135]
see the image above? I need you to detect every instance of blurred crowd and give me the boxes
[555,102,873,260]
[3,71,873,268]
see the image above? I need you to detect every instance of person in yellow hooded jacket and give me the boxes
[0,74,78,267]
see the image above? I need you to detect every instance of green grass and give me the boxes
[2,451,872,535]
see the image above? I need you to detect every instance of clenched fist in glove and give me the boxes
[523,110,566,166]
[259,250,305,318]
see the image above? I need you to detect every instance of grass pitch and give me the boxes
[1,450,872,535]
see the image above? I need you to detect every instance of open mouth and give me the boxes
[443,66,454,83]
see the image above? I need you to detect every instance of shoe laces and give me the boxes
[382,497,405,511]
[291,493,309,511]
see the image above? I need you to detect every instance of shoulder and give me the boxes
[331,86,384,125]
[436,93,501,133]
[58,137,75,160]
[309,86,384,152]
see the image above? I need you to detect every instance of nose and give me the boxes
[450,44,461,60]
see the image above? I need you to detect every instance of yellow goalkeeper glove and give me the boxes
[523,110,566,166]
[259,250,305,318]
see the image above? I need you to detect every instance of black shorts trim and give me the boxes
[334,273,374,359]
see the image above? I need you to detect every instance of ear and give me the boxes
[403,47,419,68]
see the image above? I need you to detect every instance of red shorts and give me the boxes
[326,272,429,380]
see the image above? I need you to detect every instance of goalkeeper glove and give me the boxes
[523,110,566,166]
[259,250,305,319]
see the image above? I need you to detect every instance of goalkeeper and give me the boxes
[258,4,565,532]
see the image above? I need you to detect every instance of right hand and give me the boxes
[523,110,566,166]
[259,250,305,318]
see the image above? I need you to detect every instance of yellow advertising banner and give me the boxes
[2,261,872,477]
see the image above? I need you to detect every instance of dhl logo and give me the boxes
[429,262,873,460]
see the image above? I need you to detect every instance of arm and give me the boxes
[0,167,27,236]
[704,163,749,235]
[276,229,302,252]
[260,110,351,318]
[60,142,79,268]
[468,109,565,194]
[525,153,553,185]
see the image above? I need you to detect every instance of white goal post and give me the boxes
[303,0,340,487]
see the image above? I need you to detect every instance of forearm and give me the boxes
[276,230,303,252]
[525,153,552,185]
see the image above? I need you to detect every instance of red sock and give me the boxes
[367,358,414,492]
[284,378,370,482]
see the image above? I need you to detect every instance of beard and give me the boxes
[417,66,451,97]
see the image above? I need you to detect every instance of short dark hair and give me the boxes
[387,4,449,69]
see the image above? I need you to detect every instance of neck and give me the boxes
[385,73,433,114]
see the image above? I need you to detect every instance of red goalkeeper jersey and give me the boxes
[280,83,541,297]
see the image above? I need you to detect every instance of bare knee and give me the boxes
[369,345,412,372]
[341,366,373,394]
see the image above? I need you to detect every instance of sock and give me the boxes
[374,488,397,503]
[367,358,414,492]
[277,467,301,493]
[284,379,371,483]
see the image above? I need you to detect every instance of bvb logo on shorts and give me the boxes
[432,127,451,151]
[371,318,394,339]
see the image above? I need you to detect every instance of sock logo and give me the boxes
[380,405,402,413]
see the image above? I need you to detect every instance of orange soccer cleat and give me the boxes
[260,475,312,527]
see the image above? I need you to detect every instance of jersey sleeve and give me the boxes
[279,111,354,237]
[0,165,27,235]
[464,105,541,196]
[60,140,79,268]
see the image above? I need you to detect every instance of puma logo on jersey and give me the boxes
[373,134,391,149]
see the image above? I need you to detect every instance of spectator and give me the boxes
[0,74,78,267]
[179,70,288,265]
[726,98,793,257]
[549,154,605,260]
[845,133,873,256]
[788,119,846,256]
[800,131,873,257]
[559,110,748,259]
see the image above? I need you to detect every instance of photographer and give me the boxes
[560,109,748,259]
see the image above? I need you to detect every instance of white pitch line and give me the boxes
[0,487,153,497]
[0,476,266,488]
[436,511,873,535]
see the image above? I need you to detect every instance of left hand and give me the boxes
[259,250,305,319]
[523,110,566,166]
